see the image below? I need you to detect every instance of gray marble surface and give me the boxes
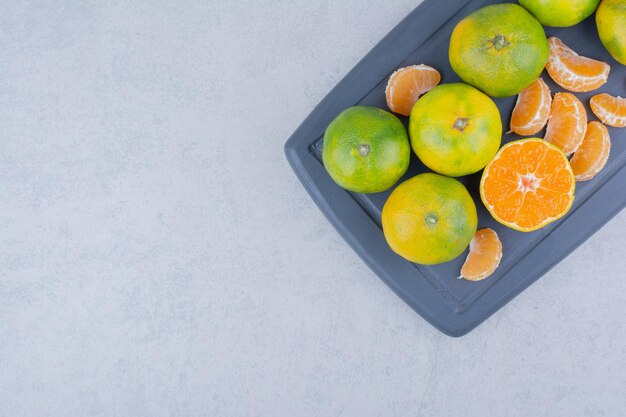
[1,1,625,416]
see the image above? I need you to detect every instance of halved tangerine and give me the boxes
[545,37,610,92]
[460,228,502,281]
[590,93,626,128]
[544,92,587,155]
[480,138,575,232]
[385,65,441,116]
[509,77,551,136]
[570,122,611,182]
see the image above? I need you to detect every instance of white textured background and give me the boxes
[1,1,625,416]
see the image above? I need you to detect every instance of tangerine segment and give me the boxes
[385,65,441,116]
[460,228,502,281]
[590,93,626,128]
[570,122,611,181]
[509,77,551,136]
[544,92,587,155]
[480,139,575,232]
[545,37,610,92]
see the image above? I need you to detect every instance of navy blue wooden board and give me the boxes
[284,0,626,336]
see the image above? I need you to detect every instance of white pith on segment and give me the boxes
[510,78,551,135]
[590,94,626,128]
[571,123,611,182]
[546,37,610,92]
[385,64,439,114]
[544,93,587,155]
[460,228,503,281]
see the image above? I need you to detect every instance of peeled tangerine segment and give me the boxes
[590,93,626,128]
[460,228,502,282]
[570,122,611,182]
[509,77,551,136]
[546,37,610,93]
[544,92,587,155]
[480,139,575,232]
[385,64,441,116]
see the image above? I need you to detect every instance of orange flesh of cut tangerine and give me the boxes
[480,139,575,232]
[545,37,610,93]
[509,77,551,136]
[460,228,502,282]
[385,65,441,116]
[570,122,611,182]
[544,92,587,155]
[590,93,626,128]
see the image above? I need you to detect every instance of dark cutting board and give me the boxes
[284,0,626,336]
